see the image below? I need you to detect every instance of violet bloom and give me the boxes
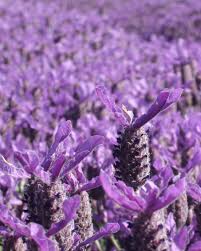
[0,120,118,250]
[97,85,183,250]
[96,85,182,189]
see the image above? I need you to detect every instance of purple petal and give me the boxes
[96,85,129,126]
[0,175,16,188]
[65,172,79,193]
[33,166,51,185]
[162,88,183,110]
[0,206,56,249]
[160,166,173,189]
[0,205,30,236]
[100,171,144,212]
[174,227,188,250]
[132,89,183,129]
[27,152,40,171]
[0,155,30,179]
[0,226,13,237]
[47,195,80,237]
[75,135,105,154]
[116,180,145,209]
[42,120,72,170]
[14,150,51,184]
[186,149,201,173]
[77,223,120,249]
[54,120,72,144]
[153,158,164,172]
[60,136,104,177]
[14,150,38,172]
[50,155,66,181]
[78,176,101,193]
[14,151,30,167]
[61,151,90,177]
[187,183,201,202]
[75,166,87,184]
[166,213,176,238]
[29,223,56,251]
[140,181,159,208]
[153,165,173,190]
[188,241,201,251]
[148,178,186,213]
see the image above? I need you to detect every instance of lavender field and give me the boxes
[1,1,201,250]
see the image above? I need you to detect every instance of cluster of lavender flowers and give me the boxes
[1,0,201,250]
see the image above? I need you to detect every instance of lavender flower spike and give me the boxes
[75,191,94,248]
[47,195,80,237]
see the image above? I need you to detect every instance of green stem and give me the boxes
[110,235,122,251]
[95,240,104,251]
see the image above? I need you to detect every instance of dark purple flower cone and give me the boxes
[124,210,169,251]
[24,178,73,250]
[113,126,151,190]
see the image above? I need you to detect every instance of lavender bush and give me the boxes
[1,0,201,250]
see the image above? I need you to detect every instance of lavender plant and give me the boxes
[1,1,201,251]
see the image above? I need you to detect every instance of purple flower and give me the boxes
[100,170,186,214]
[0,205,56,251]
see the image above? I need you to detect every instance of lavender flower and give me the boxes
[1,1,201,250]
